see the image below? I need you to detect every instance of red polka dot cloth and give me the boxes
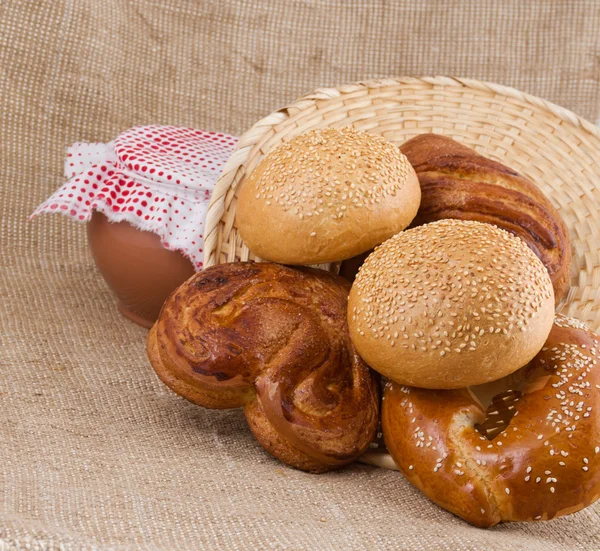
[31,125,239,270]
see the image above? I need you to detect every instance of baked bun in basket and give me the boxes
[236,126,421,265]
[348,219,555,389]
[147,262,379,473]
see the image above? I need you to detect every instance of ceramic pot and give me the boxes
[87,212,195,328]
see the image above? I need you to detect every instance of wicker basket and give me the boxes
[204,76,600,469]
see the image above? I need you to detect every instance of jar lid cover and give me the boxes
[31,125,238,270]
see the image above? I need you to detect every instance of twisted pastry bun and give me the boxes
[382,315,600,527]
[400,134,572,303]
[348,219,555,389]
[147,262,379,473]
[236,127,421,265]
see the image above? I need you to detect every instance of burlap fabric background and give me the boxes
[2,1,600,549]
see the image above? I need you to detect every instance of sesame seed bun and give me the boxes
[235,127,421,265]
[348,220,555,389]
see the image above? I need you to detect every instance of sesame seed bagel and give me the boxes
[348,219,555,389]
[382,315,600,527]
[235,126,421,264]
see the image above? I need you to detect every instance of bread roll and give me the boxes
[348,219,555,389]
[236,127,421,264]
[400,134,572,303]
[382,314,600,527]
[147,262,379,473]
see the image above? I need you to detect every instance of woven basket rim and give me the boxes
[204,76,600,267]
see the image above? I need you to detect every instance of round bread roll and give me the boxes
[236,126,421,264]
[382,315,600,527]
[348,219,555,389]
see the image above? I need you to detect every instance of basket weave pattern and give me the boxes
[205,76,600,330]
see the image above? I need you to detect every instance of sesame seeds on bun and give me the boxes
[348,219,556,389]
[235,126,421,265]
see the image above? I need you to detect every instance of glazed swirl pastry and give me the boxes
[400,134,572,302]
[147,262,379,473]
[382,315,600,527]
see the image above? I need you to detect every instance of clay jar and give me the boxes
[87,212,195,328]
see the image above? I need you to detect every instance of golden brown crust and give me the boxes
[244,397,330,473]
[236,127,421,264]
[400,134,572,303]
[382,314,600,526]
[348,219,555,389]
[147,262,379,473]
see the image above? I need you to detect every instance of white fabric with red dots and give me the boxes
[32,125,239,270]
